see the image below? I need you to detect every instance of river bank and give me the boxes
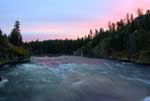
[101,56,150,66]
[0,58,30,67]
[74,52,150,65]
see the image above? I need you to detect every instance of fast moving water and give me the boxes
[0,56,150,101]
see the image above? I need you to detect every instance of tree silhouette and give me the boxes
[95,29,98,35]
[0,29,2,37]
[130,14,134,22]
[99,28,104,33]
[126,13,130,24]
[9,21,23,46]
[146,9,150,14]
[137,8,143,16]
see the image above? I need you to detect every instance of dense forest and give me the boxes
[25,9,150,64]
[0,21,29,65]
[24,39,84,55]
[75,9,150,64]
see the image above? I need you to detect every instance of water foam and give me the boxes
[0,79,8,88]
[143,96,150,101]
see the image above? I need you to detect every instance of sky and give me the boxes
[0,0,150,41]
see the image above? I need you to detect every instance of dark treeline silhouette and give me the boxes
[75,9,150,64]
[25,8,150,64]
[8,21,23,46]
[24,38,85,55]
[0,21,29,65]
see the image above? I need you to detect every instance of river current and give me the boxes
[0,56,150,101]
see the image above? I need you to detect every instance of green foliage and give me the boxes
[136,50,150,64]
[0,21,29,64]
[24,39,84,55]
[24,9,150,64]
[9,21,23,46]
[75,9,150,64]
[96,37,112,57]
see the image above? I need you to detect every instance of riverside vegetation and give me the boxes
[0,21,29,66]
[25,9,150,64]
[75,9,150,64]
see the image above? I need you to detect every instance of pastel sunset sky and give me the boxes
[0,0,150,41]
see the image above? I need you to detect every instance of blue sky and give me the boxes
[0,0,150,41]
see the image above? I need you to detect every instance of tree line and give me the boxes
[24,38,85,55]
[75,8,150,64]
[0,21,28,64]
[24,8,150,64]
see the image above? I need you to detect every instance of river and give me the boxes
[0,56,150,101]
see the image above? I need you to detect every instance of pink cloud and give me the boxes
[22,20,108,41]
[23,0,150,41]
[22,24,64,33]
[109,0,150,22]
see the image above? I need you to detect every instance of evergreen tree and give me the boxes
[108,21,113,31]
[126,13,130,24]
[89,29,93,37]
[9,21,23,46]
[112,23,116,31]
[0,29,3,42]
[137,8,143,16]
[95,29,98,35]
[146,9,150,15]
[99,28,104,33]
[0,29,2,36]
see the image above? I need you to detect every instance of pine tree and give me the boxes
[0,29,3,43]
[126,13,130,24]
[9,21,23,46]
[0,29,2,37]
[137,8,143,16]
[99,28,104,33]
[130,14,134,22]
[95,29,98,35]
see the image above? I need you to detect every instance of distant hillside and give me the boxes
[75,9,150,64]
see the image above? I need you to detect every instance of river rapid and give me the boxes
[0,56,150,101]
